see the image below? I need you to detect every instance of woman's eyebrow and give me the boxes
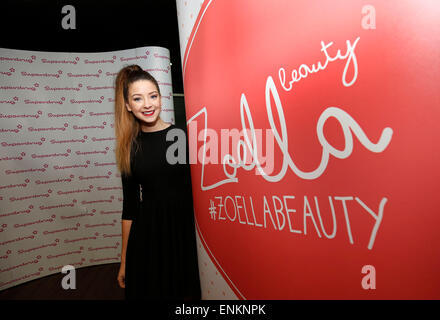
[131,90,158,97]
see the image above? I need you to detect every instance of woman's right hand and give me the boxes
[117,263,126,288]
[119,219,131,289]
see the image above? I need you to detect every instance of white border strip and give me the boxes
[194,217,246,300]
[182,0,213,77]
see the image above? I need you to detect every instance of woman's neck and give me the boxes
[140,118,171,132]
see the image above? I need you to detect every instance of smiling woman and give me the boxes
[125,79,163,130]
[113,64,201,300]
[114,65,168,175]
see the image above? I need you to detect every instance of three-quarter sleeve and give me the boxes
[121,172,140,221]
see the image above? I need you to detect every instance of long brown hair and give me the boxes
[114,64,161,175]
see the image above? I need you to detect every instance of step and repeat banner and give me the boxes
[0,46,174,290]
[177,0,440,299]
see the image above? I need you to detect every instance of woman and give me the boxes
[114,64,201,300]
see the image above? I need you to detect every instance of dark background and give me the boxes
[0,0,184,94]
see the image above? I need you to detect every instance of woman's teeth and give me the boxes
[142,110,155,116]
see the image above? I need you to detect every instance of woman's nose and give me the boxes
[144,99,153,108]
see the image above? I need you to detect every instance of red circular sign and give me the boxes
[184,0,440,299]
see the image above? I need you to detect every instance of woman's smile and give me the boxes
[142,109,155,117]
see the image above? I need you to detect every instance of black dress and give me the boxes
[121,124,201,300]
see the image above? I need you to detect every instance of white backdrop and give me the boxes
[0,46,174,290]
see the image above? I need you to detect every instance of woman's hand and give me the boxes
[117,263,126,288]
[119,219,132,289]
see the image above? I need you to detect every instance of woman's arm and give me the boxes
[120,219,132,265]
[118,173,139,288]
[117,219,132,288]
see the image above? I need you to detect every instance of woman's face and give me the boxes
[125,80,162,129]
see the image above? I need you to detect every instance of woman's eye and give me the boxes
[134,97,141,102]
[151,95,157,99]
